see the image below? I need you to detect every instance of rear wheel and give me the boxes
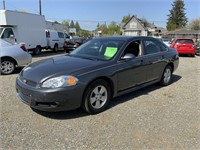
[0,59,16,75]
[53,44,58,52]
[65,49,70,53]
[160,65,172,86]
[82,79,111,114]
[33,46,41,55]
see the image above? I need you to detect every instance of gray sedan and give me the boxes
[16,36,179,114]
[0,39,32,75]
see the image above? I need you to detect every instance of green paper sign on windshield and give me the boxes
[104,47,118,58]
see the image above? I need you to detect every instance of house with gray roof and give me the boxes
[121,15,167,37]
[121,15,148,36]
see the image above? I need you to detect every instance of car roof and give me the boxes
[94,36,157,41]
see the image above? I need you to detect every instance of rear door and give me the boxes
[142,38,168,82]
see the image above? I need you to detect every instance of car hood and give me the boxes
[21,55,105,83]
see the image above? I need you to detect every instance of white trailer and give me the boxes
[0,10,47,55]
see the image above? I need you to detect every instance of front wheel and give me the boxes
[160,65,172,86]
[82,79,111,114]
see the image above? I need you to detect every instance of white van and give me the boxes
[45,29,65,51]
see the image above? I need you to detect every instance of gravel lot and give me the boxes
[1,50,200,150]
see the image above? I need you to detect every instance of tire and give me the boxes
[53,44,58,52]
[82,79,111,114]
[0,59,16,75]
[160,65,172,86]
[33,46,41,55]
[65,49,69,53]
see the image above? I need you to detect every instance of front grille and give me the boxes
[19,76,37,87]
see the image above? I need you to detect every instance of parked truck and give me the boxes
[0,10,47,55]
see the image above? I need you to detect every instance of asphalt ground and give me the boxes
[1,50,200,150]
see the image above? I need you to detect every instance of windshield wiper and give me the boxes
[68,54,103,61]
[80,56,98,61]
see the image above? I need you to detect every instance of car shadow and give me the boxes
[32,74,182,120]
[13,66,24,74]
[32,108,88,120]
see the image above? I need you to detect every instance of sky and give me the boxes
[0,0,199,31]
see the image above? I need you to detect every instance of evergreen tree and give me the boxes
[75,22,81,30]
[70,20,75,28]
[96,23,100,30]
[166,0,188,31]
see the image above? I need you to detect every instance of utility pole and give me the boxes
[3,0,5,9]
[39,0,42,15]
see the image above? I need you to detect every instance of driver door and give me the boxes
[116,40,147,92]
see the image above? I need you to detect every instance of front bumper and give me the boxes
[16,77,85,112]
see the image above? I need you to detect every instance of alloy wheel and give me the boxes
[89,85,108,109]
[163,68,171,84]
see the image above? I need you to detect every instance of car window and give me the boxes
[121,40,142,59]
[1,28,14,38]
[160,43,168,51]
[58,32,64,38]
[70,39,125,60]
[143,40,161,55]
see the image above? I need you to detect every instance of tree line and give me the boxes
[61,0,200,37]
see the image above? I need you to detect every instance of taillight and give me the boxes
[75,43,80,47]
[64,42,67,46]
[47,31,50,38]
[192,44,196,49]
[20,45,27,52]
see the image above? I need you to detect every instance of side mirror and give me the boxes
[10,35,15,39]
[121,53,136,61]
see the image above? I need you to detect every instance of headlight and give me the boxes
[41,76,78,88]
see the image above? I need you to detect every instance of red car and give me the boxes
[170,38,196,56]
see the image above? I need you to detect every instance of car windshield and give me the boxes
[70,38,125,61]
